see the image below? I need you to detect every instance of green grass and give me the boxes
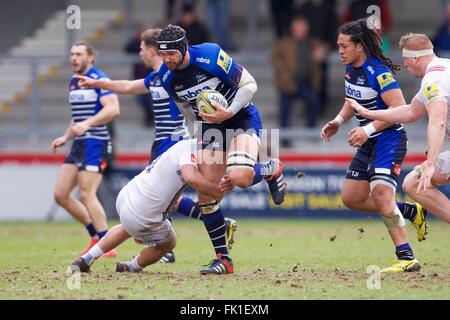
[0,219,449,300]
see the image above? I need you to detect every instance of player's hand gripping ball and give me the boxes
[196,90,228,114]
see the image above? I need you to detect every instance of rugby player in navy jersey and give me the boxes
[320,19,425,272]
[153,25,287,274]
[51,43,120,257]
[77,29,238,266]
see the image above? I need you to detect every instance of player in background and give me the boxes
[71,139,233,273]
[77,29,238,264]
[347,32,450,225]
[52,43,120,257]
[320,19,424,272]
[155,25,287,274]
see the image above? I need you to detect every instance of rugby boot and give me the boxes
[265,159,287,205]
[225,217,238,250]
[381,259,421,273]
[71,257,91,273]
[159,250,176,263]
[411,203,428,241]
[199,253,234,275]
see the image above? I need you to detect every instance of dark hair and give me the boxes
[339,18,401,73]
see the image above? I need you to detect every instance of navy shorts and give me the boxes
[64,139,112,173]
[196,103,263,152]
[345,130,407,189]
[149,137,182,164]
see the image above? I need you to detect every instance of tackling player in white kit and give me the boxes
[70,139,233,273]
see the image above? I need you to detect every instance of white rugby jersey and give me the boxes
[415,57,450,137]
[68,66,115,140]
[120,139,197,223]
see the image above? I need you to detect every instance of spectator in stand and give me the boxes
[124,25,154,127]
[206,0,236,51]
[432,3,450,55]
[296,0,338,109]
[271,15,323,147]
[177,2,211,45]
[269,0,294,38]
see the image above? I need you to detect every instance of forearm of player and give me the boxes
[97,79,147,95]
[63,121,76,140]
[183,168,222,197]
[374,102,425,124]
[85,95,120,127]
[334,102,354,124]
[426,101,448,165]
[228,68,258,115]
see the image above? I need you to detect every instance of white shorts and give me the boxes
[116,188,175,246]
[436,150,450,180]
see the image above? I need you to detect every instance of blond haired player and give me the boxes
[348,33,450,225]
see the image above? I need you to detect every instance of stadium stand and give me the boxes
[0,0,445,153]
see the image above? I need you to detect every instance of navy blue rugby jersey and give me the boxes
[159,43,247,123]
[68,66,115,140]
[345,56,404,138]
[144,71,189,141]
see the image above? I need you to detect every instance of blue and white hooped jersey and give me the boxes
[143,71,189,142]
[159,43,246,123]
[345,56,404,138]
[68,66,115,140]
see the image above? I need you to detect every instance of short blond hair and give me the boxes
[399,33,434,50]
[141,28,162,48]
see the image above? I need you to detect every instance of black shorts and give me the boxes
[195,104,263,152]
[345,130,407,189]
[64,139,112,173]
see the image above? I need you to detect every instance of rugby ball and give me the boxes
[196,90,228,114]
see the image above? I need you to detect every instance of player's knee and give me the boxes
[54,190,68,206]
[226,151,256,188]
[371,186,394,213]
[227,168,254,188]
[157,232,176,252]
[78,189,94,203]
[168,233,177,250]
[341,191,358,210]
[402,172,418,195]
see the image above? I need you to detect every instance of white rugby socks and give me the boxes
[81,244,104,265]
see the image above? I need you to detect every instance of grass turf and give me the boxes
[0,218,448,300]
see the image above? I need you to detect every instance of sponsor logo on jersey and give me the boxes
[196,57,211,64]
[356,76,366,85]
[345,84,362,98]
[376,72,396,90]
[423,82,443,102]
[196,73,208,83]
[217,49,232,74]
[345,72,351,80]
[151,90,161,99]
[69,93,86,101]
[366,66,375,75]
[162,69,171,82]
[160,44,167,49]
[179,86,212,100]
